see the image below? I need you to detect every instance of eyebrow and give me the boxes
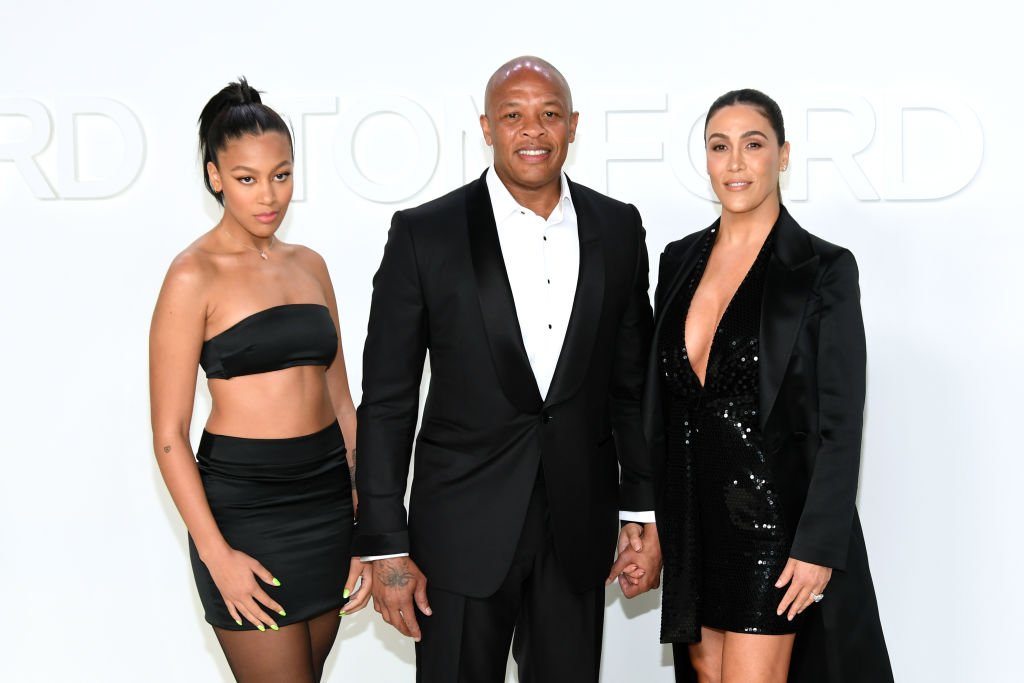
[229,160,293,173]
[707,130,769,141]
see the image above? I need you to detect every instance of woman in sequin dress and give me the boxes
[645,90,893,682]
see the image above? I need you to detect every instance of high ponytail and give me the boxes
[198,77,293,205]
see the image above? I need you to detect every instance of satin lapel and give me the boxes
[544,182,604,407]
[758,208,819,428]
[652,223,718,334]
[466,173,543,414]
[641,225,714,440]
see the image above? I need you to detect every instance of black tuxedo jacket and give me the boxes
[353,170,655,598]
[649,206,892,680]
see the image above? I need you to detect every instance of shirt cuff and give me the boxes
[361,552,410,562]
[619,510,656,524]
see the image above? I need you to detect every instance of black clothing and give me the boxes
[188,422,353,629]
[646,207,893,681]
[659,228,798,634]
[199,304,337,380]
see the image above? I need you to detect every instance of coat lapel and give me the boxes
[759,207,819,428]
[466,172,544,414]
[641,224,715,446]
[544,180,605,407]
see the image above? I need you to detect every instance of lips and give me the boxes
[254,211,279,224]
[723,181,752,191]
[516,148,551,161]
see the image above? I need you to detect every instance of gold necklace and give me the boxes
[222,228,275,260]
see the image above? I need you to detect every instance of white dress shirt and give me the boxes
[486,167,578,399]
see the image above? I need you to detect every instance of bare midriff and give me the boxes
[205,365,336,438]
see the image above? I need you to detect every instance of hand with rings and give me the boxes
[775,557,832,621]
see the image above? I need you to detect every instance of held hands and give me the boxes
[775,557,832,620]
[340,557,373,616]
[606,522,663,598]
[203,546,286,631]
[370,557,432,641]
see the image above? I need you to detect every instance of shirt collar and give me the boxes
[485,166,573,226]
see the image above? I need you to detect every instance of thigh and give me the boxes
[306,609,342,681]
[512,537,604,683]
[685,627,726,683]
[721,631,795,683]
[214,623,315,683]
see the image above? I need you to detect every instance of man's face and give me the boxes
[480,67,578,199]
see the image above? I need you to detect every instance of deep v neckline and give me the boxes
[682,230,771,389]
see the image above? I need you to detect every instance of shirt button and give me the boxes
[543,236,547,241]
[548,324,552,329]
[543,413,553,424]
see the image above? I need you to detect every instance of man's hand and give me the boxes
[370,557,432,641]
[607,522,662,598]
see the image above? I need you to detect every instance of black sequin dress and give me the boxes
[659,226,799,634]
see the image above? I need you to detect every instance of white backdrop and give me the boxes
[1,1,1019,681]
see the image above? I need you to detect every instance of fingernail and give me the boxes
[270,624,279,631]
[343,588,350,599]
[278,610,287,617]
[234,619,243,626]
[340,610,347,616]
[272,577,282,587]
[257,624,266,632]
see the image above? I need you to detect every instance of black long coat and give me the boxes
[646,207,894,682]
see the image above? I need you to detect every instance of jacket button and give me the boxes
[542,413,553,424]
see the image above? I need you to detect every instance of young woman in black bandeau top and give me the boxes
[149,78,370,681]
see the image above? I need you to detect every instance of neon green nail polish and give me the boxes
[270,624,279,631]
[271,577,282,587]
[257,624,266,632]
[234,619,243,627]
[278,610,287,617]
[340,610,347,616]
[343,588,350,599]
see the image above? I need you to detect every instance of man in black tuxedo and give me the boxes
[354,56,661,682]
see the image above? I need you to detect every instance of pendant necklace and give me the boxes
[223,228,274,260]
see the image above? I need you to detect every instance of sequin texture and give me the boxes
[659,227,799,635]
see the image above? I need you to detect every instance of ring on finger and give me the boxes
[810,591,824,603]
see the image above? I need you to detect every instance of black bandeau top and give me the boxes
[199,304,337,380]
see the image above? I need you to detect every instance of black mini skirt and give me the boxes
[188,421,354,629]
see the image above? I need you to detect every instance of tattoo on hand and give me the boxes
[379,561,414,588]
[162,445,171,454]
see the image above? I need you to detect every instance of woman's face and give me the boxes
[705,104,789,218]
[207,131,294,237]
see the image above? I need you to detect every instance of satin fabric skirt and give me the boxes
[188,421,354,629]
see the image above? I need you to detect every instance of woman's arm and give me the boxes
[149,252,284,629]
[790,248,866,570]
[777,248,866,619]
[304,249,358,481]
[305,247,372,615]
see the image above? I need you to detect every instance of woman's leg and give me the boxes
[720,631,795,683]
[306,609,342,681]
[686,626,726,683]
[214,623,315,683]
[685,627,795,683]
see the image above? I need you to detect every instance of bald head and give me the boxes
[484,56,573,116]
